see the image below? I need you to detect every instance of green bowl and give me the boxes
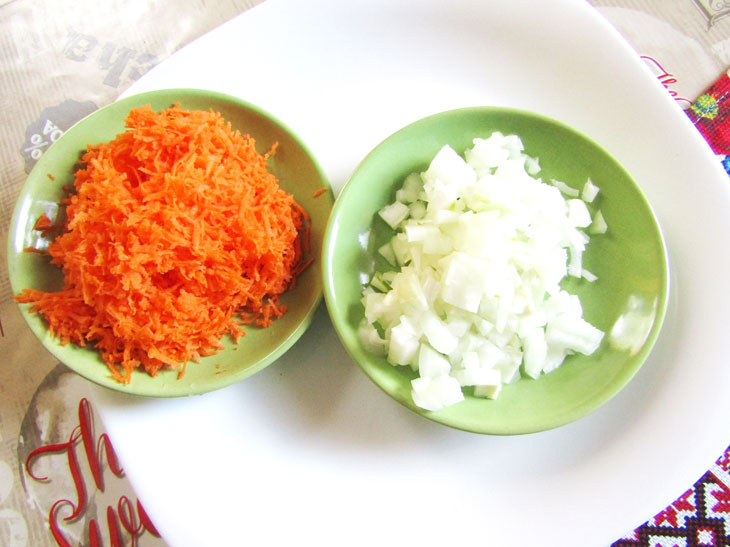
[8,88,334,397]
[322,106,669,435]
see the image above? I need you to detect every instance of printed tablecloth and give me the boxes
[1,1,729,545]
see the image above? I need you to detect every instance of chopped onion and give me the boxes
[590,209,608,234]
[551,179,580,197]
[378,201,410,229]
[582,179,600,202]
[360,133,606,411]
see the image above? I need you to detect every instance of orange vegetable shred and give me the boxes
[33,212,53,231]
[16,104,311,384]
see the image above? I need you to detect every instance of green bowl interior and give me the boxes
[323,106,669,435]
[8,88,334,397]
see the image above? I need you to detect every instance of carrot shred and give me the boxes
[33,212,53,231]
[16,104,312,384]
[312,187,327,198]
[303,224,312,255]
[47,173,56,181]
[30,212,63,239]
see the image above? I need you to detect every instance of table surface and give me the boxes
[2,1,730,546]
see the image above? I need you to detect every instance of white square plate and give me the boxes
[92,1,730,545]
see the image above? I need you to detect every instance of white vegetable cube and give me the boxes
[590,209,608,234]
[362,289,385,324]
[567,199,592,228]
[536,247,568,291]
[391,266,429,312]
[442,280,482,314]
[420,310,459,355]
[438,252,485,313]
[369,272,390,293]
[423,232,452,256]
[567,227,590,250]
[542,347,569,374]
[408,244,426,271]
[432,209,462,225]
[524,155,541,175]
[417,343,451,378]
[473,316,495,336]
[496,358,522,384]
[425,178,461,212]
[387,316,421,366]
[459,350,480,370]
[405,223,438,243]
[423,145,477,189]
[444,313,471,338]
[411,374,464,411]
[533,183,569,218]
[452,366,501,387]
[395,172,424,204]
[567,246,583,278]
[443,210,490,257]
[378,200,410,229]
[377,242,397,266]
[421,273,441,306]
[551,179,580,197]
[609,295,657,355]
[449,332,484,366]
[474,383,502,399]
[494,288,515,334]
[522,327,548,378]
[464,133,510,171]
[568,292,584,315]
[509,294,529,316]
[502,134,526,157]
[363,289,401,328]
[476,340,508,369]
[527,222,563,250]
[409,200,427,220]
[495,159,535,190]
[545,313,604,355]
[517,310,547,335]
[382,271,397,283]
[581,179,600,202]
[390,233,412,266]
[358,320,387,356]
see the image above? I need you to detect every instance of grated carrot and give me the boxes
[16,104,311,384]
[33,212,53,231]
[312,187,327,198]
[23,247,47,254]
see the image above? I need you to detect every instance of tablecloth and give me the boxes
[1,1,729,545]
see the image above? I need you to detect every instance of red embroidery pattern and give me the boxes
[686,72,730,172]
[611,69,730,547]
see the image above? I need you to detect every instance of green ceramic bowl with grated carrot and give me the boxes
[8,88,334,397]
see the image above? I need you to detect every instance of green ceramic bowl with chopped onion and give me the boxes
[322,106,669,435]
